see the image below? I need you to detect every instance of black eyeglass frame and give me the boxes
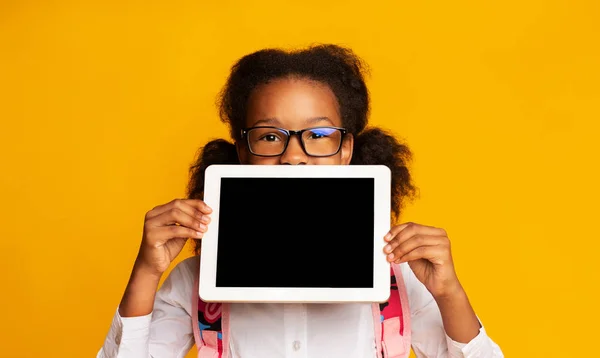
[240,126,348,158]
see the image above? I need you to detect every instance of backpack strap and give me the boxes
[221,304,230,357]
[192,257,230,358]
[373,264,412,358]
[372,303,384,358]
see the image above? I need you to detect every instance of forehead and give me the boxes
[246,77,342,129]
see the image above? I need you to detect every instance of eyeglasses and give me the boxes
[240,126,348,157]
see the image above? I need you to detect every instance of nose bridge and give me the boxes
[280,133,307,165]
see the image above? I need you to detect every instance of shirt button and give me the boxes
[293,340,301,351]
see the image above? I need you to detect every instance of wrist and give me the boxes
[432,280,466,303]
[132,258,164,282]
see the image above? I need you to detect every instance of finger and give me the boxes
[385,222,446,245]
[385,234,446,259]
[146,225,204,244]
[185,199,213,215]
[384,222,412,241]
[147,206,208,233]
[153,199,212,218]
[146,199,212,221]
[393,245,447,264]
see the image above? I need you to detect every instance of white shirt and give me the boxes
[97,257,503,358]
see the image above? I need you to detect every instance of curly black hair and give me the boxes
[187,44,417,254]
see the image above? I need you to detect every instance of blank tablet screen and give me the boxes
[215,177,374,288]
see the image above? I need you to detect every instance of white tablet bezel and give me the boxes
[199,164,391,303]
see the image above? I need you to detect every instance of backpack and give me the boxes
[191,260,411,358]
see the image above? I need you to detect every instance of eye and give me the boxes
[258,133,282,142]
[307,128,336,140]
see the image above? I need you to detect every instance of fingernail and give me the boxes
[384,233,392,241]
[387,253,394,260]
[199,224,207,231]
[196,231,203,238]
[200,215,210,224]
[384,245,392,253]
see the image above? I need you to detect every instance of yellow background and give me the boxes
[1,1,598,357]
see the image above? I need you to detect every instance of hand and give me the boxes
[383,222,462,299]
[136,199,212,276]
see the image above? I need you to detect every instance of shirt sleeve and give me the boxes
[401,264,504,358]
[445,325,504,358]
[97,257,198,358]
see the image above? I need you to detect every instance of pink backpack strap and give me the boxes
[372,303,384,358]
[192,258,230,358]
[373,264,412,358]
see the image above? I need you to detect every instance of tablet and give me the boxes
[199,164,391,303]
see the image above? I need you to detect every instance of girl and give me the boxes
[98,45,503,357]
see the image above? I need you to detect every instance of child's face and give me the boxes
[237,77,354,165]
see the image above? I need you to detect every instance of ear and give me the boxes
[236,141,249,164]
[340,133,354,165]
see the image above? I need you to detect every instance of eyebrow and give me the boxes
[253,117,334,127]
[306,116,334,125]
[252,118,280,126]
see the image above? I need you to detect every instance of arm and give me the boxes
[401,263,503,357]
[435,284,479,344]
[387,223,504,357]
[97,199,212,358]
[118,262,162,318]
